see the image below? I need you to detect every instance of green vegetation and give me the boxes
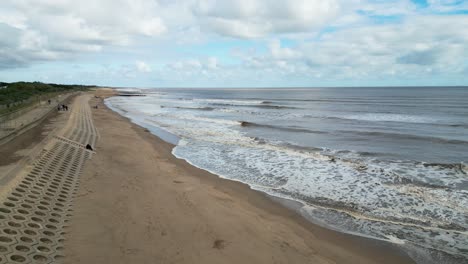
[0,81,95,106]
[0,81,96,116]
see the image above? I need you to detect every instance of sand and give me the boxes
[61,90,415,264]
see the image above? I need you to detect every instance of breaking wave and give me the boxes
[238,121,328,134]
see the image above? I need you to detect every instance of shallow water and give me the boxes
[106,87,468,263]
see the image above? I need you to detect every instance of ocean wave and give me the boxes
[210,102,297,109]
[299,114,457,126]
[160,105,214,111]
[423,162,468,175]
[322,113,438,124]
[383,171,453,189]
[247,136,325,153]
[331,149,385,157]
[337,130,468,145]
[194,98,266,105]
[238,121,328,134]
[168,114,241,127]
[449,124,468,129]
[274,183,468,237]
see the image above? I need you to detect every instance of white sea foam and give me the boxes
[386,235,406,245]
[194,98,266,105]
[340,113,437,124]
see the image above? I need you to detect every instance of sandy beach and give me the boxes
[2,1,468,262]
[59,90,415,264]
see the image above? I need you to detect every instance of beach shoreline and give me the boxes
[63,89,415,263]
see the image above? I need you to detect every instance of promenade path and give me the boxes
[0,94,98,263]
[0,94,75,145]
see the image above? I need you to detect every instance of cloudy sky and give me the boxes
[0,0,467,87]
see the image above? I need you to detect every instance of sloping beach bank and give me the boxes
[63,89,414,264]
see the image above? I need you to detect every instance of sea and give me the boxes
[105,87,468,263]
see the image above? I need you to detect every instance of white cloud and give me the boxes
[269,39,301,60]
[206,57,218,69]
[356,0,417,16]
[136,61,152,73]
[230,15,468,82]
[169,59,201,70]
[0,0,168,68]
[0,0,467,86]
[168,57,223,71]
[0,6,27,29]
[427,0,468,11]
[193,0,341,38]
[139,17,167,36]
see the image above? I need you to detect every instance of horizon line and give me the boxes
[110,85,468,90]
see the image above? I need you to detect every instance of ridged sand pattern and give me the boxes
[0,95,98,263]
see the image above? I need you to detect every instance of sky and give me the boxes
[0,0,467,88]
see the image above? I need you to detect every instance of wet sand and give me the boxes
[63,89,415,264]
